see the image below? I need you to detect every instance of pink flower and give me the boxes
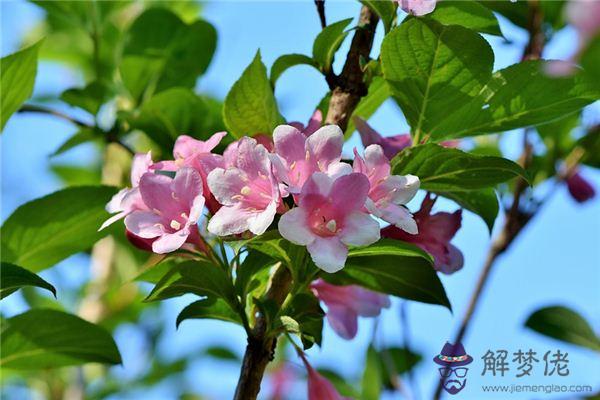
[311,279,390,340]
[253,134,275,152]
[398,0,437,16]
[381,194,464,274]
[269,363,296,400]
[207,137,281,236]
[124,168,205,254]
[271,124,350,194]
[153,132,227,213]
[289,109,323,137]
[567,0,600,44]
[299,352,350,400]
[100,151,153,230]
[353,145,420,234]
[566,170,596,203]
[354,117,412,160]
[278,172,380,273]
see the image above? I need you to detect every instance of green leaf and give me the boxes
[438,189,498,233]
[525,306,600,352]
[60,81,111,115]
[1,41,41,131]
[121,8,216,101]
[345,77,390,138]
[270,53,318,86]
[441,61,599,138]
[317,369,361,398]
[279,292,324,349]
[176,298,242,328]
[361,346,382,400]
[50,164,102,186]
[132,88,217,150]
[145,260,235,305]
[1,309,121,369]
[234,250,277,297]
[576,126,600,169]
[381,18,494,137]
[428,1,503,36]
[203,345,240,361]
[223,51,283,138]
[325,239,451,309]
[51,128,99,157]
[391,144,528,191]
[378,347,421,389]
[1,186,117,272]
[312,18,353,73]
[0,262,56,299]
[581,36,600,91]
[361,0,397,33]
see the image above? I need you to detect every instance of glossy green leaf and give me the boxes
[132,88,217,150]
[381,18,493,137]
[440,61,600,138]
[0,262,56,299]
[145,260,235,304]
[312,18,353,73]
[60,81,111,115]
[121,8,216,101]
[234,250,277,297]
[176,298,242,328]
[438,189,498,233]
[51,128,98,156]
[224,51,283,138]
[0,186,117,272]
[279,292,324,349]
[361,346,382,400]
[1,309,121,369]
[428,1,503,36]
[270,53,318,86]
[361,0,397,33]
[1,41,41,130]
[50,164,102,186]
[345,77,390,138]
[525,306,600,352]
[325,239,451,309]
[392,144,528,191]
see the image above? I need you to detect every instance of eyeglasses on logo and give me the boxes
[434,342,473,395]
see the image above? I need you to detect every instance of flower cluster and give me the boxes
[102,123,421,273]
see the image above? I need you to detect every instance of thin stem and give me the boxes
[314,0,327,29]
[18,104,91,128]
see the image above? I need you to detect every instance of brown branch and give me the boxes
[233,264,292,400]
[325,5,379,131]
[18,104,92,128]
[314,0,327,29]
[233,6,380,400]
[432,1,544,398]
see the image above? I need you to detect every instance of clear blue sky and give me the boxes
[1,1,599,400]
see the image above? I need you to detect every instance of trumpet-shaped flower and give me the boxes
[354,145,420,234]
[278,172,380,273]
[124,168,205,254]
[271,124,350,194]
[382,194,463,274]
[289,109,323,137]
[354,117,412,160]
[299,353,350,400]
[311,279,390,339]
[153,131,227,213]
[398,0,437,16]
[100,151,153,230]
[207,137,281,236]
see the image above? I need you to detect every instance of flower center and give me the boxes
[170,220,181,230]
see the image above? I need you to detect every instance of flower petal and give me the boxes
[273,124,307,163]
[207,167,246,207]
[172,167,203,206]
[125,211,164,238]
[331,173,370,213]
[207,204,251,236]
[306,125,343,166]
[339,211,380,246]
[307,237,348,273]
[278,207,317,245]
[152,230,189,254]
[326,305,358,340]
[247,200,277,235]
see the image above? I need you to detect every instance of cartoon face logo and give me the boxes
[433,342,473,395]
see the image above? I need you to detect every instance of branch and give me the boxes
[233,6,380,400]
[432,1,544,398]
[314,0,327,29]
[325,5,379,131]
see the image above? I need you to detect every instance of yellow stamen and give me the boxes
[170,220,181,230]
[325,219,337,233]
[241,186,251,195]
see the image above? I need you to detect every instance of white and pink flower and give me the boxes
[353,145,420,234]
[124,167,205,254]
[271,124,350,195]
[207,137,282,236]
[398,0,437,16]
[278,172,380,273]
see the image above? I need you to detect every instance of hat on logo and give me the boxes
[433,342,473,367]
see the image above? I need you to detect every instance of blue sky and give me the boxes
[1,1,599,399]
